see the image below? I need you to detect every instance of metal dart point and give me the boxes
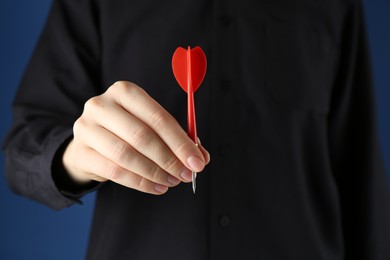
[192,172,197,194]
[192,143,199,194]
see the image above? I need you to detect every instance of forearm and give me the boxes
[3,121,79,210]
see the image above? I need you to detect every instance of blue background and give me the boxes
[0,1,389,259]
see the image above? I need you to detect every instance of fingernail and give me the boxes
[201,147,210,164]
[187,155,204,172]
[180,168,192,182]
[167,175,180,186]
[154,184,168,193]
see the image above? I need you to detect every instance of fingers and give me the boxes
[81,94,194,183]
[74,116,181,187]
[106,81,207,172]
[74,145,170,195]
[64,81,211,196]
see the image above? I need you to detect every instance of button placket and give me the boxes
[219,214,231,227]
[209,0,238,259]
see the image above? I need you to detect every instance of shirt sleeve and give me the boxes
[2,0,102,210]
[328,1,390,258]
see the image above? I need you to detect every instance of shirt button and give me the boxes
[220,79,231,91]
[219,214,231,227]
[220,15,232,26]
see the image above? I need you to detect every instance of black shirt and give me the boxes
[3,0,390,259]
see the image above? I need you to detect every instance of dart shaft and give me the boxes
[187,47,197,142]
[187,47,197,193]
[187,91,197,142]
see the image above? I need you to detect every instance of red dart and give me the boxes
[172,46,207,193]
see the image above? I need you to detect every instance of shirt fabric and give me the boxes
[3,0,390,259]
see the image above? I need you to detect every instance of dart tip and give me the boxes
[192,172,197,194]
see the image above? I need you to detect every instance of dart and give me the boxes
[172,46,207,193]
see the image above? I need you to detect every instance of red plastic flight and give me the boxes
[172,46,207,143]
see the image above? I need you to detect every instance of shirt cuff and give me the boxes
[51,131,102,206]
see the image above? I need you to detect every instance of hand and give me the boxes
[62,81,210,195]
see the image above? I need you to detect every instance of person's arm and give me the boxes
[3,0,102,210]
[3,0,210,210]
[61,80,210,195]
[328,1,390,258]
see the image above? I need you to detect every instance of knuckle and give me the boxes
[130,126,152,148]
[149,110,171,130]
[84,96,98,110]
[133,177,161,195]
[108,81,147,106]
[140,181,161,195]
[150,165,162,181]
[111,141,131,164]
[73,117,87,137]
[172,141,189,158]
[131,175,145,191]
[72,118,82,136]
[111,81,141,96]
[110,81,129,93]
[84,96,103,113]
[161,155,181,173]
[106,163,123,181]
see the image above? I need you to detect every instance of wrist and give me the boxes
[52,138,98,197]
[62,139,93,184]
